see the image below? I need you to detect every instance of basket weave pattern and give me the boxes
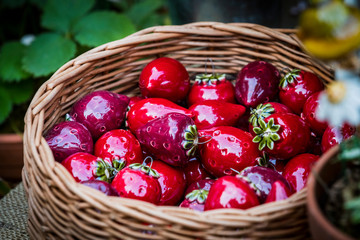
[23,22,332,239]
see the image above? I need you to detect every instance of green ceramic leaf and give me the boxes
[73,11,136,47]
[0,41,30,82]
[41,0,95,33]
[23,33,76,77]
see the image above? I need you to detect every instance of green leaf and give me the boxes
[0,85,13,124]
[6,79,34,104]
[0,41,30,82]
[126,0,163,27]
[41,0,95,33]
[73,11,136,47]
[23,33,76,77]
[1,0,26,8]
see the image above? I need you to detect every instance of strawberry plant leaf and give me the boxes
[73,11,136,47]
[0,85,13,125]
[0,41,30,82]
[41,0,95,33]
[23,33,76,77]
[6,79,34,104]
[126,0,163,28]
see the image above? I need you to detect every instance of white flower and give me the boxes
[20,34,35,46]
[316,69,360,127]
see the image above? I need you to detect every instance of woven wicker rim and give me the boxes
[23,22,333,239]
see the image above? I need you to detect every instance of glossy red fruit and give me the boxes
[301,91,329,136]
[252,113,311,160]
[199,126,261,178]
[282,153,319,192]
[45,121,93,162]
[249,102,292,134]
[128,95,145,109]
[94,129,143,170]
[189,100,246,130]
[139,57,190,103]
[69,90,129,139]
[61,152,116,183]
[183,156,212,186]
[240,166,292,203]
[179,179,215,211]
[135,113,198,167]
[81,180,119,196]
[151,160,187,206]
[126,98,193,134]
[187,73,236,106]
[235,61,280,108]
[279,69,324,115]
[111,162,162,204]
[204,176,260,210]
[257,153,287,176]
[321,124,356,153]
[265,180,293,203]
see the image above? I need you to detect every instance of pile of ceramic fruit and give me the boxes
[44,57,356,211]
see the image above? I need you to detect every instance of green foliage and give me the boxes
[0,0,169,129]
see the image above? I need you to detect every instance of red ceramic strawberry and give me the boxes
[301,91,329,136]
[135,112,199,167]
[252,113,311,160]
[235,61,280,108]
[265,180,293,203]
[151,159,187,206]
[187,73,236,106]
[45,121,93,162]
[189,100,246,130]
[111,161,162,204]
[282,153,319,192]
[321,124,356,153]
[61,152,116,183]
[279,69,324,115]
[126,98,193,134]
[69,90,129,139]
[128,95,145,109]
[81,180,119,196]
[199,126,261,178]
[179,179,215,211]
[240,166,293,203]
[204,176,260,210]
[139,57,190,103]
[94,129,143,170]
[183,156,212,186]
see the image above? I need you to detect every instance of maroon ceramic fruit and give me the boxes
[126,98,193,134]
[151,160,187,206]
[282,153,319,192]
[45,121,93,162]
[204,176,260,210]
[128,95,145,109]
[179,179,215,211]
[265,180,293,203]
[69,90,129,139]
[321,124,356,153]
[94,129,143,170]
[199,126,261,178]
[279,69,324,114]
[240,166,292,203]
[187,73,236,106]
[189,100,246,130]
[111,162,162,204]
[139,57,190,103]
[81,180,119,196]
[235,61,280,108]
[61,152,116,183]
[135,113,198,167]
[183,156,212,186]
[252,113,311,160]
[301,91,329,136]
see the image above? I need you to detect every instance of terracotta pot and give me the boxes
[307,145,354,240]
[0,133,23,181]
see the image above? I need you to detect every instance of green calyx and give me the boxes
[279,69,300,89]
[185,189,209,204]
[249,103,275,127]
[112,157,127,172]
[129,163,160,178]
[252,118,281,151]
[94,158,118,183]
[237,174,261,197]
[195,73,226,86]
[182,124,199,157]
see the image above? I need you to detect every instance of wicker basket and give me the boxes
[23,22,333,240]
